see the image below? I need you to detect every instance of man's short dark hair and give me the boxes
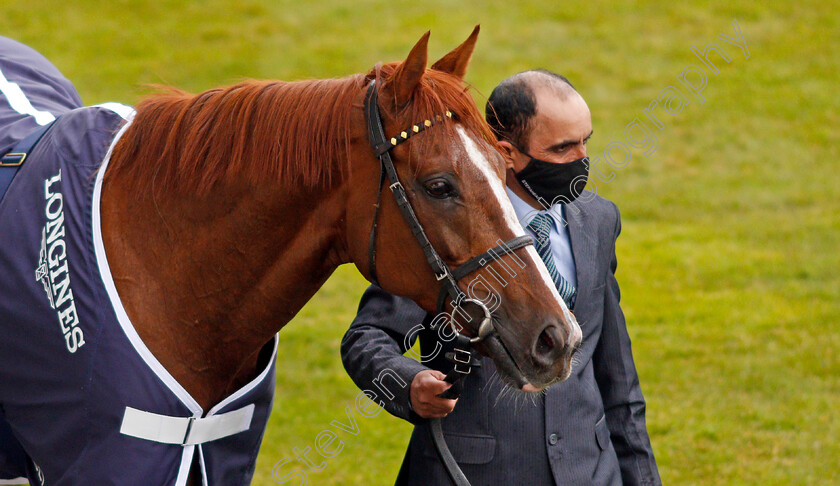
[485,69,576,151]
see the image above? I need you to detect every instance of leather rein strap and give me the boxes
[363,80,534,486]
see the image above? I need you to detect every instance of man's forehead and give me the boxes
[530,77,577,101]
[533,84,586,116]
[530,88,591,140]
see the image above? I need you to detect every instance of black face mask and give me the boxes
[513,151,590,206]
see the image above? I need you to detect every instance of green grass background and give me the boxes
[2,1,838,484]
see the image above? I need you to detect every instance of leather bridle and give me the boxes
[363,79,534,486]
[364,79,533,333]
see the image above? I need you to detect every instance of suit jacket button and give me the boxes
[548,433,559,445]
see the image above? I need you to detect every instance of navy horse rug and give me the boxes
[0,37,277,485]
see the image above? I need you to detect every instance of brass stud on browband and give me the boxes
[387,111,452,149]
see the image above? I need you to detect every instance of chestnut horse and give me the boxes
[103,27,580,408]
[0,28,580,484]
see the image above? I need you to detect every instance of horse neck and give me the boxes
[100,174,351,408]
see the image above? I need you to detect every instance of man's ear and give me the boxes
[498,141,517,170]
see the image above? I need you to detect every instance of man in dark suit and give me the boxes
[341,70,661,485]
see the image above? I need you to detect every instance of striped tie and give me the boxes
[527,213,576,309]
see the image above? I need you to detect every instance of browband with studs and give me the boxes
[374,111,453,157]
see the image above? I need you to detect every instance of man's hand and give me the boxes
[410,369,458,419]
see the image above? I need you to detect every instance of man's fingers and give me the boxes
[420,397,457,415]
[415,392,457,418]
[418,401,456,418]
[410,369,460,418]
[427,411,450,418]
[424,402,457,418]
[435,400,458,414]
[421,396,457,409]
[416,393,457,408]
[428,378,454,395]
[428,369,449,381]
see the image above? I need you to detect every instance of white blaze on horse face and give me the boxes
[455,127,525,238]
[456,127,579,333]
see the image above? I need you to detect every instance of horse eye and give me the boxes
[424,179,456,199]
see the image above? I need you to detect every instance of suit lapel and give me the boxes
[564,200,596,311]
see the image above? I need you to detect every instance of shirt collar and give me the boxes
[505,186,565,232]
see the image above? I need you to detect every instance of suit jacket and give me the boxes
[341,192,661,486]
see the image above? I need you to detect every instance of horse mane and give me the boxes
[107,64,496,195]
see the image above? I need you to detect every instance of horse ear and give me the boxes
[430,25,480,80]
[385,31,430,109]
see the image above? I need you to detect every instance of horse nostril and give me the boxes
[533,325,565,365]
[538,328,555,351]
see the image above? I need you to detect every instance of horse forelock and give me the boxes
[105,64,496,196]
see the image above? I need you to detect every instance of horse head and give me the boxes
[345,27,583,391]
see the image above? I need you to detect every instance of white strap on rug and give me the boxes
[120,404,254,445]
